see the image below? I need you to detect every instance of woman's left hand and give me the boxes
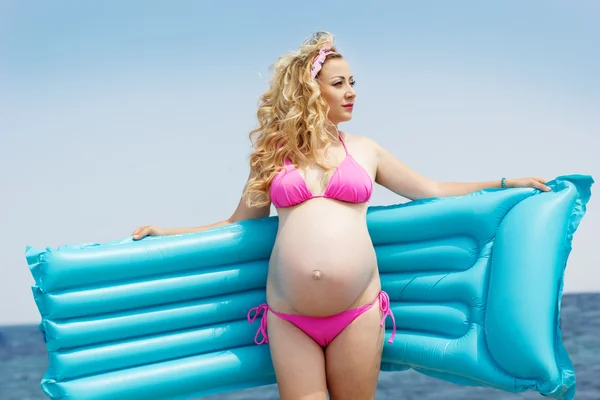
[505,177,551,192]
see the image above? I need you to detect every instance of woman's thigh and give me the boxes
[267,311,329,400]
[324,303,385,400]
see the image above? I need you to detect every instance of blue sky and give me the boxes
[1,1,598,324]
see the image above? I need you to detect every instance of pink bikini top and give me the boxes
[270,134,373,208]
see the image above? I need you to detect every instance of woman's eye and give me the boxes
[333,81,356,87]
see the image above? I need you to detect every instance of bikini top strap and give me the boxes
[338,132,349,154]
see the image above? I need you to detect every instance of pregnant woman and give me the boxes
[132,32,550,400]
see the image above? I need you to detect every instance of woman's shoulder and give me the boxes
[341,132,380,153]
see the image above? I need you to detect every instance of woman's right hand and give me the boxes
[132,225,165,240]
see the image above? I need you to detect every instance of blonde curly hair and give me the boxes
[243,31,344,207]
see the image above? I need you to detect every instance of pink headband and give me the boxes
[310,45,334,79]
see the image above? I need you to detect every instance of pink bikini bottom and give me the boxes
[247,290,396,348]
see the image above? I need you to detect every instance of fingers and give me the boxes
[132,227,142,240]
[132,225,152,240]
[532,178,551,192]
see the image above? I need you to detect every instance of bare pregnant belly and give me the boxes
[266,200,380,316]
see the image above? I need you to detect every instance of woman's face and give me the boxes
[318,57,356,125]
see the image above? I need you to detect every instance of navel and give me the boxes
[312,270,322,280]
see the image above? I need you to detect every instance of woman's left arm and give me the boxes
[372,139,551,200]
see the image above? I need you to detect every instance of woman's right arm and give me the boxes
[132,168,271,240]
